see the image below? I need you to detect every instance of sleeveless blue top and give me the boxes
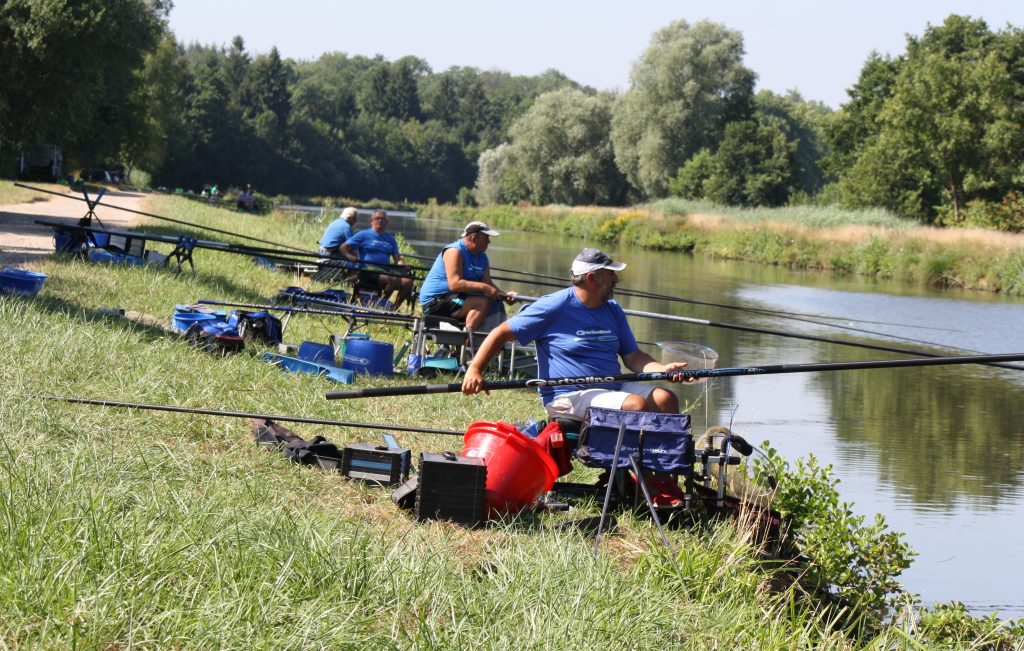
[418,239,489,305]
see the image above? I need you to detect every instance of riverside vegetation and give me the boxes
[418,199,1024,297]
[2,184,1023,647]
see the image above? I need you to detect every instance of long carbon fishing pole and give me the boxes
[196,299,418,325]
[514,295,1024,372]
[496,274,950,347]
[40,394,462,436]
[17,182,312,253]
[325,352,1024,400]
[407,250,936,332]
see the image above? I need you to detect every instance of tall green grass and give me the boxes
[1,194,1018,647]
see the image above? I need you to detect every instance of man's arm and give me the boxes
[462,322,517,395]
[622,349,690,380]
[445,249,498,298]
[340,239,359,262]
[481,268,518,304]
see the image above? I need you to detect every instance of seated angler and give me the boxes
[340,209,414,310]
[462,247,695,508]
[318,206,358,259]
[419,221,517,333]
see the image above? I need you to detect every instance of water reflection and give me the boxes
[388,216,1024,615]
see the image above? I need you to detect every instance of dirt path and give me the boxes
[0,188,150,266]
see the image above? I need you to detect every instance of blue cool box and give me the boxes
[0,268,47,296]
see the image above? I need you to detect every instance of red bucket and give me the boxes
[462,421,560,516]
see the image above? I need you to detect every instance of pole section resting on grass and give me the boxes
[39,394,463,436]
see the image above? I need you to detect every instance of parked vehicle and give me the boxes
[19,144,62,181]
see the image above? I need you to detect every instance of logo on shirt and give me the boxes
[574,328,616,342]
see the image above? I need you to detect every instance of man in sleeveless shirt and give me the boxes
[418,221,518,332]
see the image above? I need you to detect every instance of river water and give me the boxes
[372,213,1024,617]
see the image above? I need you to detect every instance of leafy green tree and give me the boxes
[502,88,626,205]
[822,51,901,179]
[755,90,831,196]
[703,116,797,206]
[0,0,170,164]
[611,19,756,198]
[247,48,292,130]
[474,144,511,205]
[222,36,251,112]
[834,16,1024,222]
[668,149,714,199]
[121,34,188,178]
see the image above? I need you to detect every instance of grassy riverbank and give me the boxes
[419,200,1024,296]
[1,187,1021,647]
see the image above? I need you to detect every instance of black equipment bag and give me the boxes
[252,418,343,471]
[230,310,283,346]
[576,407,692,476]
[185,321,245,355]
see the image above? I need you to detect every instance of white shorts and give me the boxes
[543,382,656,421]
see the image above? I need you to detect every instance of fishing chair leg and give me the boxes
[593,422,627,556]
[629,455,673,548]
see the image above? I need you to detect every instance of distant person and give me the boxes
[318,207,358,258]
[237,184,256,211]
[419,221,517,332]
[341,209,414,310]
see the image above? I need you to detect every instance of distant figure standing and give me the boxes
[237,184,256,211]
[319,207,358,258]
[341,210,414,310]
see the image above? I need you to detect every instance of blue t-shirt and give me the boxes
[344,229,399,267]
[509,287,639,405]
[419,240,490,305]
[319,217,353,251]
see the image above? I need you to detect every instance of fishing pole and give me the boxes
[442,251,946,332]
[271,290,424,319]
[40,394,462,436]
[16,182,312,253]
[497,275,949,347]
[196,299,419,325]
[513,295,1024,372]
[324,352,1024,400]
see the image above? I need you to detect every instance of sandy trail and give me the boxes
[0,188,149,266]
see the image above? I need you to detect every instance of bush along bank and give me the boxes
[417,201,1024,296]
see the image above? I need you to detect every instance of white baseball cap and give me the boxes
[461,221,500,237]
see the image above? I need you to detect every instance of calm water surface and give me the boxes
[383,215,1024,616]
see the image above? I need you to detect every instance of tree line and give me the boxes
[2,3,1021,229]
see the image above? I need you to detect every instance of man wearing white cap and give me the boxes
[419,221,517,332]
[462,247,692,507]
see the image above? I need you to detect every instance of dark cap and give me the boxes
[571,248,627,275]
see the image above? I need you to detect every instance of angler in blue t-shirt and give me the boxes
[318,206,358,257]
[418,221,518,332]
[461,247,696,508]
[340,209,414,310]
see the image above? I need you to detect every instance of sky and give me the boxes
[167,1,1023,109]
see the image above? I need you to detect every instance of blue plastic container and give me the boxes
[88,248,145,267]
[262,352,355,384]
[299,341,335,365]
[341,338,394,376]
[172,311,218,333]
[0,268,47,296]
